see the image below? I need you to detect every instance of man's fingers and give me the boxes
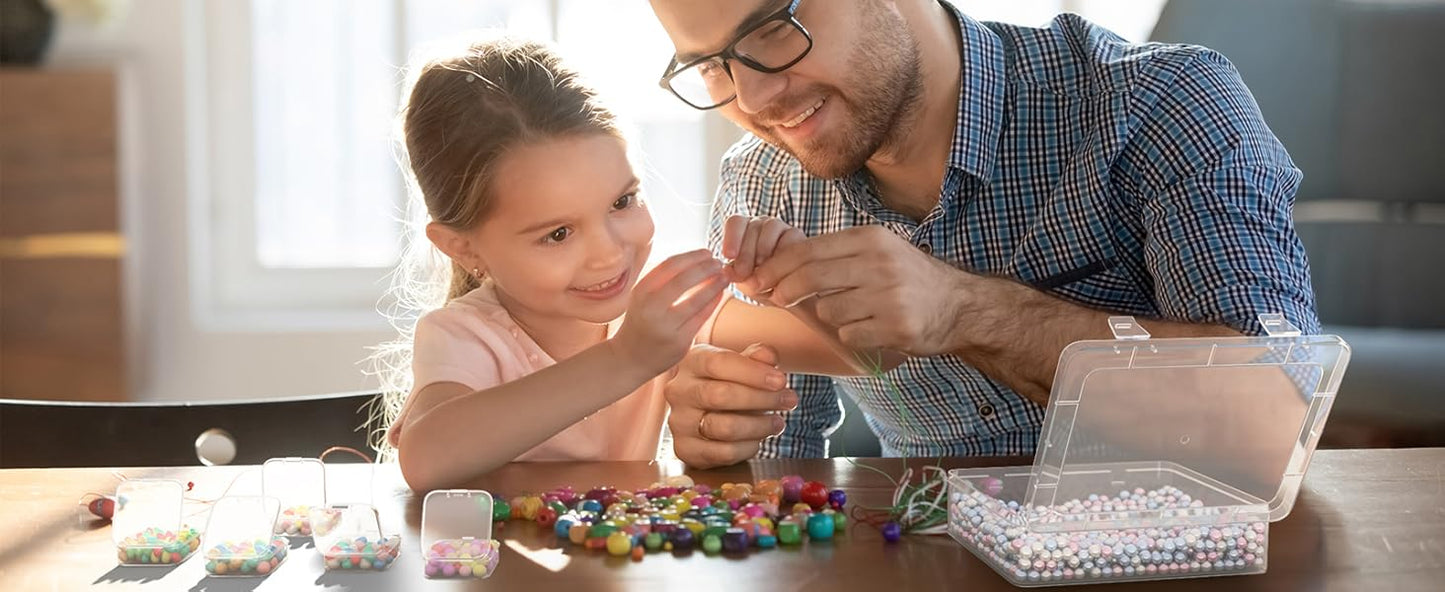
[740,342,780,367]
[768,259,870,311]
[685,345,785,391]
[692,379,797,412]
[676,438,763,469]
[753,227,876,291]
[721,216,750,260]
[699,411,786,441]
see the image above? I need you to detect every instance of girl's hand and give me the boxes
[611,249,728,376]
[720,215,804,299]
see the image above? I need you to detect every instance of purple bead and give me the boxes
[670,528,695,552]
[722,528,749,553]
[882,521,902,543]
[585,488,611,501]
[781,478,804,505]
[827,489,847,510]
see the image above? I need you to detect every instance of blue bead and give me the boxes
[580,500,602,513]
[806,514,835,541]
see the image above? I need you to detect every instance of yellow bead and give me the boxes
[606,532,632,557]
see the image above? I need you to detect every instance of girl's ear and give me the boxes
[426,222,486,276]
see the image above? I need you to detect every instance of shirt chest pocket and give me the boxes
[1005,192,1150,311]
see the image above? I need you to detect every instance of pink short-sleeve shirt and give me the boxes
[387,283,672,462]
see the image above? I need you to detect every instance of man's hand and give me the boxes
[665,343,799,468]
[751,225,977,356]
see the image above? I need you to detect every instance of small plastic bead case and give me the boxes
[201,496,289,577]
[421,489,500,579]
[112,479,200,566]
[310,460,401,572]
[947,315,1351,587]
[261,457,325,537]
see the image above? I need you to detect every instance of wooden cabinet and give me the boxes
[0,68,126,401]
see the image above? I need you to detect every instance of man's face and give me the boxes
[651,0,923,179]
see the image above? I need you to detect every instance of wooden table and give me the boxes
[1,449,1441,590]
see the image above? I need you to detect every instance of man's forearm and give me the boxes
[948,274,1240,406]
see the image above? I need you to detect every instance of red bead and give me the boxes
[800,481,829,510]
[535,507,558,529]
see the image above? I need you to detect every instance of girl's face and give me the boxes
[470,133,654,325]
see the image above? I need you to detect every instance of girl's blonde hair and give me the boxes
[366,34,624,460]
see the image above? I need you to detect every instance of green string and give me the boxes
[838,349,950,533]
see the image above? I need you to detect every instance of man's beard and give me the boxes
[750,7,924,179]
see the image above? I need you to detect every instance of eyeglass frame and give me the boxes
[657,0,813,110]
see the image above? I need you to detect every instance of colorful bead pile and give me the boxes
[203,538,288,576]
[116,527,201,565]
[274,506,312,536]
[424,538,500,579]
[322,535,402,571]
[949,485,1269,584]
[501,474,847,561]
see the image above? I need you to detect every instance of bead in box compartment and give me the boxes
[949,485,1268,584]
[116,527,201,565]
[424,538,499,579]
[321,535,402,571]
[274,505,313,536]
[204,537,288,576]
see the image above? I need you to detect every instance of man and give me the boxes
[649,0,1319,467]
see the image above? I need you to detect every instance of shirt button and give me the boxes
[978,403,995,418]
[509,327,520,338]
[918,242,933,255]
[527,353,539,363]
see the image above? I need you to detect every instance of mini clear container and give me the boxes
[262,457,326,536]
[311,504,402,571]
[310,457,401,571]
[112,479,200,566]
[421,489,500,579]
[201,496,288,577]
[947,314,1350,587]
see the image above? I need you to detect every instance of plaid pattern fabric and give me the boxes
[708,6,1319,458]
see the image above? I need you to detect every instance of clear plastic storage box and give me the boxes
[201,496,288,576]
[262,457,326,536]
[947,315,1350,587]
[311,503,402,571]
[310,458,401,571]
[421,489,499,579]
[112,479,200,565]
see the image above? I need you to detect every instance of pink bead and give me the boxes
[424,562,439,577]
[442,562,457,577]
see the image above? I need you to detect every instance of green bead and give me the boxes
[588,523,620,539]
[777,521,802,545]
[702,525,729,541]
[832,512,848,532]
[243,559,258,572]
[548,501,568,516]
[644,532,663,551]
[702,534,722,554]
[492,500,512,522]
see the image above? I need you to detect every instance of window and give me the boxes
[190,0,710,330]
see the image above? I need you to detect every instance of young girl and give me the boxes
[376,36,891,492]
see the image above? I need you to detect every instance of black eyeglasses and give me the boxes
[658,0,812,110]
